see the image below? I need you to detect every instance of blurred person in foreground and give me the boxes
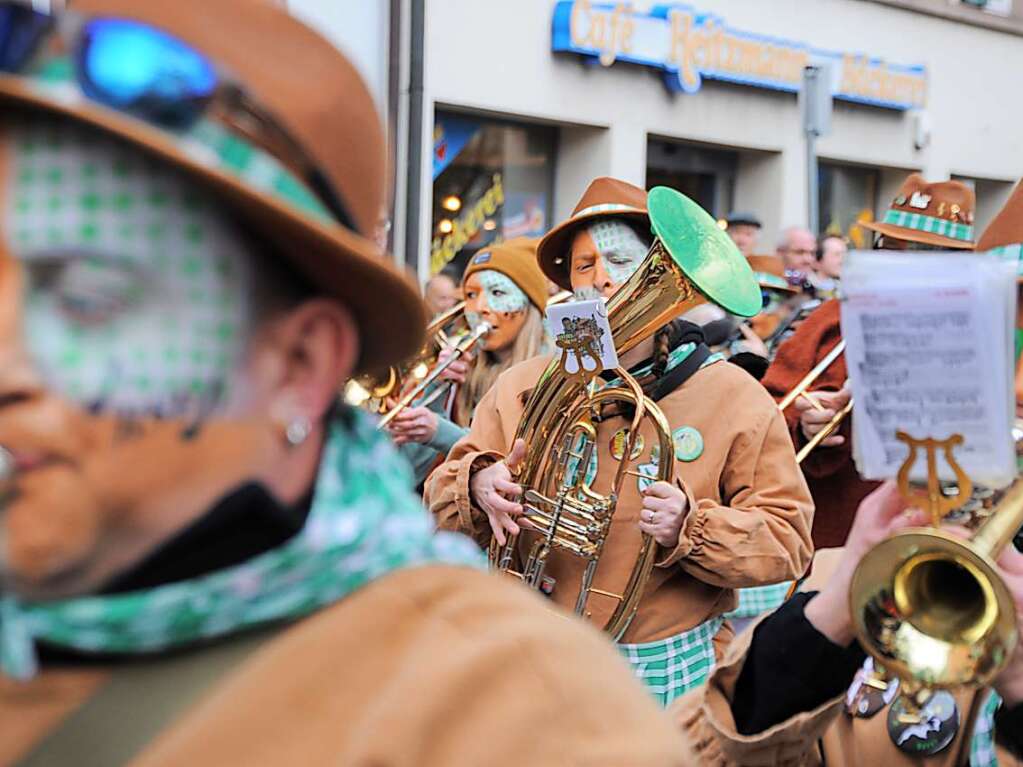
[671,481,1023,766]
[762,175,976,550]
[0,3,691,765]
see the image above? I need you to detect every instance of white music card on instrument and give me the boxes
[841,251,1017,487]
[545,298,619,376]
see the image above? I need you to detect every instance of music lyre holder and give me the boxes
[895,431,973,527]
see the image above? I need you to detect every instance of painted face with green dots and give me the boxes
[3,114,253,418]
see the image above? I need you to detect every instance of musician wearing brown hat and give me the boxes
[0,4,694,766]
[762,175,976,550]
[388,237,551,486]
[426,177,814,705]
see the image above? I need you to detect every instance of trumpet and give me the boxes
[777,339,851,463]
[489,187,761,638]
[850,477,1023,702]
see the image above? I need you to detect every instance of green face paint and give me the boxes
[587,219,649,285]
[2,115,254,418]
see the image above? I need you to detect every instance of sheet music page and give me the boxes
[841,252,1017,487]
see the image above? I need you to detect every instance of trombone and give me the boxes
[344,301,471,413]
[777,339,852,463]
[376,321,490,429]
[370,290,574,428]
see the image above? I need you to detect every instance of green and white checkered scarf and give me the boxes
[0,408,485,680]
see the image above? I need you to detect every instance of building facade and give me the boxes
[291,0,1023,280]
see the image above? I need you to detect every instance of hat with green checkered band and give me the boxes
[858,174,975,250]
[0,0,425,376]
[977,178,1023,280]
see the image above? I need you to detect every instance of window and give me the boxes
[818,162,880,248]
[430,112,556,277]
[646,138,737,218]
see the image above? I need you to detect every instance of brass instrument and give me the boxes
[345,300,470,412]
[377,322,490,429]
[776,339,851,464]
[489,187,761,638]
[850,460,1023,703]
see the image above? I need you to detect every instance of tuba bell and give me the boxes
[850,477,1023,700]
[489,187,761,639]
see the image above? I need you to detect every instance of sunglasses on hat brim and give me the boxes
[0,2,355,232]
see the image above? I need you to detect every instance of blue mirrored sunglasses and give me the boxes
[0,3,355,231]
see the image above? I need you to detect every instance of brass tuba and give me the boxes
[850,476,1023,701]
[489,187,761,639]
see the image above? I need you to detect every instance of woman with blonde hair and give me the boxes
[388,237,550,485]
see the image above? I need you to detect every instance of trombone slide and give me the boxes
[377,322,490,429]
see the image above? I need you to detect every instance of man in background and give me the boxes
[725,211,762,258]
[776,226,818,277]
[423,265,462,317]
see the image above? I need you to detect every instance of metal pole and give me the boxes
[807,127,819,235]
[404,0,426,276]
[802,64,831,236]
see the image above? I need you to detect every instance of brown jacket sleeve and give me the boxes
[762,299,853,481]
[669,614,842,766]
[657,384,815,588]
[425,380,510,548]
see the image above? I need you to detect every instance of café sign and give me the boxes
[552,1,927,110]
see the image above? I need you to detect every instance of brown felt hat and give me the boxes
[462,237,548,310]
[0,0,424,375]
[858,174,975,250]
[746,255,797,293]
[536,177,649,290]
[977,179,1023,281]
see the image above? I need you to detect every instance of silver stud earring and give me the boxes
[285,417,312,447]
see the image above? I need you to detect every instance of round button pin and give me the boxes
[887,690,959,756]
[673,426,704,462]
[609,428,644,461]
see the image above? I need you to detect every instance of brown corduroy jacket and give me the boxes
[670,549,1021,767]
[425,354,815,644]
[3,566,694,767]
[761,300,880,548]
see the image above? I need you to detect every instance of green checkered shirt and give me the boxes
[618,616,724,706]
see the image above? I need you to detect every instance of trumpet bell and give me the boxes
[851,527,1019,689]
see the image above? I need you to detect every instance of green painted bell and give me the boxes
[647,186,762,318]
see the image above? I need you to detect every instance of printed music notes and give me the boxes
[841,251,1017,487]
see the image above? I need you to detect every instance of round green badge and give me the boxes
[673,426,704,462]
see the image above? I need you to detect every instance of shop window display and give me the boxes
[431,112,556,276]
